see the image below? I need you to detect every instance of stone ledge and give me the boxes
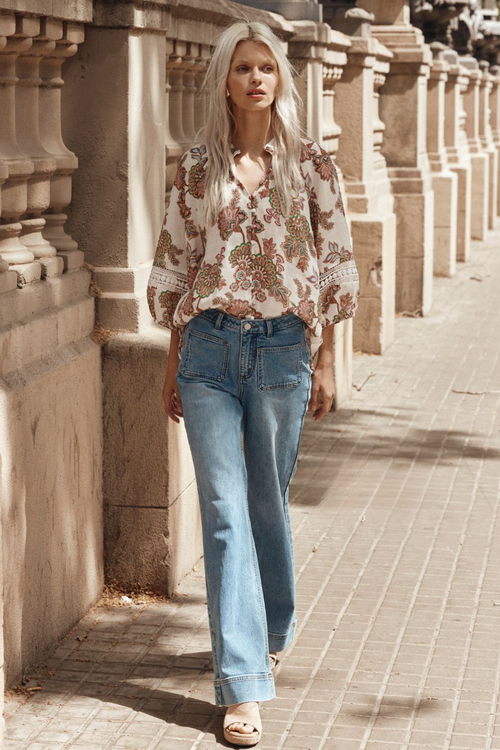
[0,268,91,329]
[0,0,92,22]
[0,295,95,378]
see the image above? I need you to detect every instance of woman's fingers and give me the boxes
[163,384,183,423]
[309,375,335,421]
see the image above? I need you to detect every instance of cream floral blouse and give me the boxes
[147,136,360,365]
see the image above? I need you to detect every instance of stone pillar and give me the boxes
[289,20,357,404]
[460,56,489,240]
[359,0,435,316]
[333,35,397,353]
[0,160,17,293]
[63,7,211,595]
[478,61,498,230]
[427,53,458,277]
[443,49,472,263]
[490,67,500,217]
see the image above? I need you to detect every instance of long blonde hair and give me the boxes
[197,21,304,225]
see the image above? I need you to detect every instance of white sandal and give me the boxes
[269,651,279,670]
[223,701,262,747]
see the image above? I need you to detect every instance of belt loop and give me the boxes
[266,319,273,338]
[215,311,224,330]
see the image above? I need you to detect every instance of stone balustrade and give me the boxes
[0,12,84,292]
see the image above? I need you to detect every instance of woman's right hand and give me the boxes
[163,329,184,423]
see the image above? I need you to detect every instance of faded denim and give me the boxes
[176,308,312,706]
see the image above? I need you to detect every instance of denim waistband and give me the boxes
[197,308,304,334]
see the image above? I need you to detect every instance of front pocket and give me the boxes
[180,329,229,382]
[257,343,302,391]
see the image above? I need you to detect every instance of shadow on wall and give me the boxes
[0,340,104,688]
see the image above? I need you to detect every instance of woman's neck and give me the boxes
[230,108,273,158]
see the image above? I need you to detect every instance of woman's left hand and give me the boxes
[309,364,335,421]
[309,323,335,421]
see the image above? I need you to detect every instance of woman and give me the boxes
[147,20,359,747]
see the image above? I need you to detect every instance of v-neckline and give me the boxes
[231,162,273,199]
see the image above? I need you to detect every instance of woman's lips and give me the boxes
[247,92,265,98]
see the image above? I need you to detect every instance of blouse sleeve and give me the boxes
[306,140,360,328]
[147,149,200,330]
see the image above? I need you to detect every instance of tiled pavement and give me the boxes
[4,226,500,750]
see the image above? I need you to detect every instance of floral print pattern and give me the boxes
[147,137,360,364]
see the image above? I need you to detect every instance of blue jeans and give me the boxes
[176,309,312,706]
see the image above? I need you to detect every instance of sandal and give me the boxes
[223,701,262,747]
[269,651,279,670]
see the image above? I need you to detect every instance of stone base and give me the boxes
[432,171,458,277]
[102,329,203,597]
[40,256,65,279]
[9,261,42,286]
[0,270,17,294]
[393,190,434,315]
[58,249,85,272]
[333,319,353,409]
[449,163,472,263]
[470,152,489,241]
[351,211,396,355]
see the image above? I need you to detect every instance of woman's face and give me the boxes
[226,40,279,113]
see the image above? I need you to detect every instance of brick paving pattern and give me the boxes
[4,227,500,749]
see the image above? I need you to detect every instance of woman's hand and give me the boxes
[163,329,184,423]
[309,323,335,421]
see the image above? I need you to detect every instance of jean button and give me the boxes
[244,323,251,330]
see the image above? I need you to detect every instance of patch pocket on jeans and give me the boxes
[180,329,229,382]
[257,343,302,391]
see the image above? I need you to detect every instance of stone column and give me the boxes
[443,49,472,263]
[289,20,357,404]
[460,56,489,240]
[333,35,397,354]
[490,66,500,217]
[64,3,215,595]
[427,52,458,277]
[359,0,435,316]
[478,61,498,230]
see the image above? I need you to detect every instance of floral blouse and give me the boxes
[147,136,360,366]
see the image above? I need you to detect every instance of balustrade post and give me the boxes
[15,15,62,278]
[427,53,458,277]
[39,21,85,271]
[358,0,435,317]
[490,67,500,217]
[478,60,498,230]
[460,56,489,240]
[442,49,472,262]
[0,14,40,283]
[332,32,396,354]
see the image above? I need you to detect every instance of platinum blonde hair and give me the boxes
[196,20,304,225]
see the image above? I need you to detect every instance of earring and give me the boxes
[226,88,230,98]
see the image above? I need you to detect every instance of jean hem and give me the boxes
[268,618,298,652]
[214,674,276,706]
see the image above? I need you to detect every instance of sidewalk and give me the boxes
[4,226,500,750]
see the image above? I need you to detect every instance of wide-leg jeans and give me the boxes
[176,308,312,706]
